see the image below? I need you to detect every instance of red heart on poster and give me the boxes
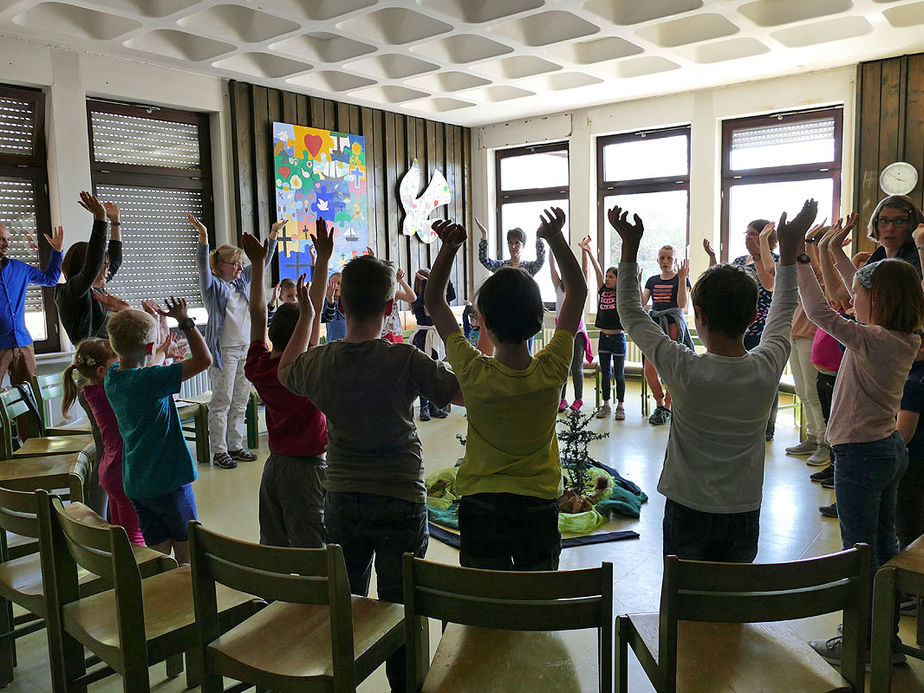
[305,133,323,157]
[279,166,290,178]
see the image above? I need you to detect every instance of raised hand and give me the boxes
[432,219,467,249]
[677,258,690,280]
[607,205,644,248]
[188,213,207,243]
[365,246,375,257]
[78,191,106,221]
[160,296,189,322]
[474,217,488,240]
[103,202,120,224]
[326,275,339,300]
[537,207,566,241]
[313,218,334,261]
[702,238,716,258]
[745,233,760,257]
[240,232,268,264]
[93,292,129,313]
[141,299,169,343]
[578,235,592,253]
[396,267,405,282]
[776,198,818,263]
[295,273,310,312]
[270,220,286,238]
[805,222,829,245]
[913,223,924,249]
[44,225,64,252]
[828,216,852,249]
[760,222,775,244]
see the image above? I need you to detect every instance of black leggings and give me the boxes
[561,332,586,400]
[598,332,626,403]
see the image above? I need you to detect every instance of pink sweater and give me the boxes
[798,264,921,446]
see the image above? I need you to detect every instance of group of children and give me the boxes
[60,188,924,682]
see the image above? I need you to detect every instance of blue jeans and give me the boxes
[662,499,760,562]
[324,492,427,692]
[833,431,908,574]
[598,332,626,403]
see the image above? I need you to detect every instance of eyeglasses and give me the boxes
[221,260,245,269]
[876,216,910,228]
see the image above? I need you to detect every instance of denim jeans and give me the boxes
[324,492,427,692]
[662,499,760,562]
[833,431,908,574]
[598,332,626,403]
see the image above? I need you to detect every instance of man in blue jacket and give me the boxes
[0,221,63,384]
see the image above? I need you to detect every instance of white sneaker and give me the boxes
[807,444,831,467]
[785,439,817,456]
[614,404,626,421]
[595,404,611,419]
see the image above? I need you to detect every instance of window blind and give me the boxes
[731,117,836,152]
[90,111,200,169]
[96,184,204,308]
[0,176,45,313]
[0,96,35,158]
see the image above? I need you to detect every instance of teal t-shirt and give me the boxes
[104,363,195,499]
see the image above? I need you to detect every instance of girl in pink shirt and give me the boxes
[62,338,144,545]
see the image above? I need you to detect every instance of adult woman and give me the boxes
[55,191,123,345]
[732,218,779,440]
[864,195,923,278]
[475,218,545,276]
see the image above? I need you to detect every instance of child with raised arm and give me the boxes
[278,221,459,692]
[613,200,814,562]
[241,229,327,548]
[549,246,593,412]
[640,245,693,425]
[426,208,587,571]
[104,298,212,564]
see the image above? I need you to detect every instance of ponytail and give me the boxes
[61,363,80,419]
[62,338,116,419]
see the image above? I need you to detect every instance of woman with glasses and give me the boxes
[192,214,278,469]
[865,195,924,278]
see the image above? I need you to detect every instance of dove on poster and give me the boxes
[399,158,451,243]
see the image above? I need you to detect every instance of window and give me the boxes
[597,127,690,284]
[0,85,59,352]
[494,142,569,302]
[721,108,842,262]
[87,100,214,324]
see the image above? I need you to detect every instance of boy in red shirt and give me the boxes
[241,232,327,548]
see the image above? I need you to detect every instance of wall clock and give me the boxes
[879,161,918,196]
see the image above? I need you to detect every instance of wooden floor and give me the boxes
[5,380,924,692]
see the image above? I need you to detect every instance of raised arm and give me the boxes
[395,268,416,303]
[62,192,108,296]
[816,224,851,307]
[676,259,689,311]
[758,222,777,278]
[190,213,219,299]
[745,232,774,291]
[279,274,315,374]
[308,219,332,320]
[915,224,924,292]
[548,248,561,289]
[104,202,122,280]
[425,220,466,340]
[827,213,858,294]
[538,207,586,334]
[29,224,63,287]
[703,238,717,267]
[160,297,211,379]
[580,236,604,290]
[241,233,269,344]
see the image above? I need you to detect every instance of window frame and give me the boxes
[595,126,691,267]
[0,83,60,353]
[86,99,216,247]
[720,107,843,262]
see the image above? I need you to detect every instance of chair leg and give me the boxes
[121,663,151,693]
[196,406,210,464]
[0,598,15,687]
[245,394,258,450]
[616,617,628,693]
[58,632,88,693]
[165,653,183,678]
[870,568,897,693]
[185,647,203,689]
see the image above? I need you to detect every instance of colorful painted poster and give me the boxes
[272,122,367,281]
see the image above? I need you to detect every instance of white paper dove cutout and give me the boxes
[400,158,451,243]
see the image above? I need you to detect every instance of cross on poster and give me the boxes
[272,122,368,282]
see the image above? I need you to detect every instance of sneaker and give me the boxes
[648,406,670,426]
[786,439,818,456]
[810,465,834,483]
[819,502,838,519]
[431,407,448,419]
[809,635,907,668]
[569,398,583,411]
[595,404,611,419]
[807,444,832,467]
[765,431,774,442]
[821,478,835,489]
[614,404,626,421]
[228,448,257,462]
[212,452,237,470]
[419,407,431,422]
[558,399,568,413]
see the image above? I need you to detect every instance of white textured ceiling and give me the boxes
[2,0,924,126]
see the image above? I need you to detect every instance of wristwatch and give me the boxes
[795,253,812,264]
[178,317,196,331]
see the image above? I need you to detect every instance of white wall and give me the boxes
[471,66,857,292]
[0,35,234,250]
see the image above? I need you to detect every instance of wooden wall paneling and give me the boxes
[323,100,336,132]
[383,111,402,268]
[282,91,297,125]
[855,61,882,253]
[337,102,350,133]
[878,58,903,177]
[361,107,378,254]
[443,123,458,295]
[450,124,466,298]
[462,128,472,297]
[415,117,428,276]
[405,116,420,278]
[426,120,440,272]
[310,96,325,129]
[250,85,270,241]
[229,81,254,239]
[348,105,361,138]
[905,54,924,205]
[295,94,308,126]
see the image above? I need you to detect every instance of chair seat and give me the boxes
[12,435,93,458]
[626,613,851,693]
[422,623,601,693]
[209,596,404,682]
[177,402,203,420]
[62,565,254,664]
[778,375,797,395]
[5,530,37,560]
[0,455,85,488]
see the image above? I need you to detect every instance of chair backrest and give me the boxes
[188,523,356,684]
[404,555,614,632]
[658,545,870,689]
[0,482,44,561]
[32,372,65,428]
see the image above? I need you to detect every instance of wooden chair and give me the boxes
[188,522,405,692]
[870,535,924,691]
[37,491,260,693]
[617,546,871,693]
[403,555,614,692]
[177,389,257,459]
[31,373,92,436]
[0,483,170,687]
[0,386,93,459]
